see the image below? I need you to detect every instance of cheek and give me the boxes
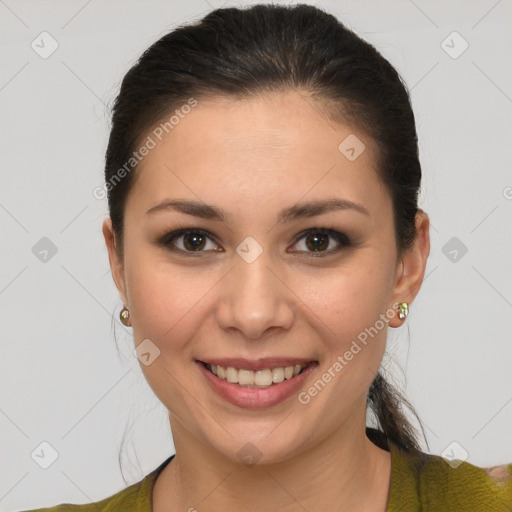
[124,254,221,411]
[291,268,391,419]
[296,257,393,339]
[291,258,394,399]
[124,251,219,357]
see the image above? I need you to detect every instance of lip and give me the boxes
[195,360,318,408]
[196,357,315,371]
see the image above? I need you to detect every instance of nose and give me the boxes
[215,250,294,340]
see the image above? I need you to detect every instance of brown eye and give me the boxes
[291,228,351,256]
[159,229,220,254]
[182,232,207,251]
[304,232,329,252]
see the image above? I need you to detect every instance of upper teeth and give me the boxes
[208,363,307,387]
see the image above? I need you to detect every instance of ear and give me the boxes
[388,210,430,328]
[102,217,128,306]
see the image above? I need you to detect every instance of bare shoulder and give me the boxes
[481,463,512,489]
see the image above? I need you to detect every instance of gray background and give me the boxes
[1,0,511,510]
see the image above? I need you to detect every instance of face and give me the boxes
[103,91,424,465]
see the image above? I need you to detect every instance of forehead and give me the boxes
[153,91,369,163]
[127,91,389,220]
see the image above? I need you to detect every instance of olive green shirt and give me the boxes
[19,428,512,511]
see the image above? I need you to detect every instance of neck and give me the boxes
[153,407,391,512]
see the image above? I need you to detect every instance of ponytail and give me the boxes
[367,372,428,452]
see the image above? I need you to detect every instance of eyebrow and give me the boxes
[145,198,370,223]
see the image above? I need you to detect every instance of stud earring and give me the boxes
[120,306,131,326]
[398,301,409,320]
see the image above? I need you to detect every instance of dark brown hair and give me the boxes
[105,3,428,458]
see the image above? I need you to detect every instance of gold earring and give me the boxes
[120,306,131,326]
[398,301,409,320]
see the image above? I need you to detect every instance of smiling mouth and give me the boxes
[198,360,318,388]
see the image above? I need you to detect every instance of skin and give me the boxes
[103,90,430,512]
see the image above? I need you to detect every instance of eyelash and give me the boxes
[157,227,352,257]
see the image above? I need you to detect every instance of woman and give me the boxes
[22,3,511,511]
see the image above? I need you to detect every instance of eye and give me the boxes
[290,228,351,256]
[159,229,221,255]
